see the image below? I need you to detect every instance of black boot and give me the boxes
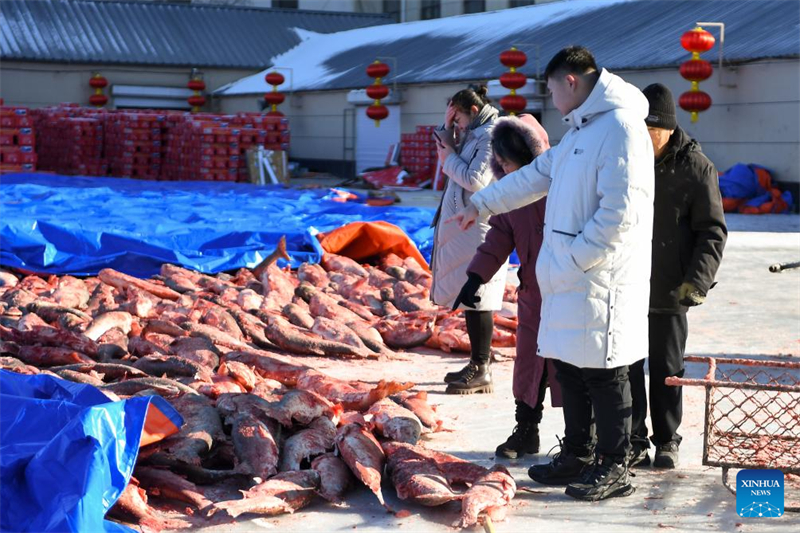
[444,363,472,384]
[445,362,493,394]
[528,438,593,486]
[565,455,635,501]
[496,401,541,459]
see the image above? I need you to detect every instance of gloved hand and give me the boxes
[452,273,483,311]
[678,282,705,307]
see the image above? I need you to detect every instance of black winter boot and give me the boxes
[444,363,472,384]
[565,455,635,501]
[528,438,593,486]
[496,401,541,458]
[445,362,493,394]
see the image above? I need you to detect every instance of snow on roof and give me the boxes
[216,0,622,94]
[216,0,800,95]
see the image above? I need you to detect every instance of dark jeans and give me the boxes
[553,359,632,461]
[630,313,688,448]
[465,310,493,365]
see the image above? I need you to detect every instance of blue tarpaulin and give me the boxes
[0,173,436,278]
[0,370,183,533]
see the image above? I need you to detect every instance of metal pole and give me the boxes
[696,22,737,88]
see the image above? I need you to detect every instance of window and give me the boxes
[421,0,441,20]
[464,0,485,14]
[383,0,401,22]
[510,0,536,7]
[273,0,298,9]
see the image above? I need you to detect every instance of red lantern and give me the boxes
[264,92,286,106]
[499,72,526,90]
[366,105,389,121]
[89,94,108,107]
[678,26,714,123]
[265,72,285,86]
[500,95,526,114]
[187,79,206,92]
[264,71,285,116]
[681,27,715,54]
[187,74,206,113]
[89,73,108,108]
[680,59,713,82]
[366,62,390,79]
[187,95,207,108]
[366,85,390,100]
[366,60,390,126]
[89,75,108,89]
[500,49,527,69]
[499,47,527,115]
[679,90,711,114]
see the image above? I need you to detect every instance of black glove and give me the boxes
[452,273,483,311]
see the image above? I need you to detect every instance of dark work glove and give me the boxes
[452,273,483,311]
[678,282,705,307]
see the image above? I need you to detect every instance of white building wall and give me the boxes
[0,61,255,111]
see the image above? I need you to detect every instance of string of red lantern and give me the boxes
[187,76,206,113]
[366,60,390,127]
[264,72,285,117]
[89,73,108,108]
[499,47,527,115]
[679,26,715,123]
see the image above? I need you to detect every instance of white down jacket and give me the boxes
[469,69,655,369]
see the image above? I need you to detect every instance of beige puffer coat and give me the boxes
[430,107,507,311]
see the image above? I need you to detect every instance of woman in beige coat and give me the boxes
[432,85,507,394]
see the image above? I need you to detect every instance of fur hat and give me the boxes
[489,114,550,179]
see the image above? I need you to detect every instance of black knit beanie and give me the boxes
[642,83,677,130]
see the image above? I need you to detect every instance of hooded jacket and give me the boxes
[469,69,655,369]
[467,114,560,407]
[650,126,727,313]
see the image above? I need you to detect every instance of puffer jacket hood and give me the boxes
[563,69,649,129]
[489,114,550,179]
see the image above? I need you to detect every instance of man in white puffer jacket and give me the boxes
[449,47,654,501]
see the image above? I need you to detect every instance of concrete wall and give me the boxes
[0,61,257,110]
[218,59,800,190]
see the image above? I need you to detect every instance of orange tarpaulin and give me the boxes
[318,221,430,271]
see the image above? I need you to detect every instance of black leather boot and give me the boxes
[445,362,493,394]
[496,401,541,458]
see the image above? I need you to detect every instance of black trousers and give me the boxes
[465,310,493,365]
[553,359,632,461]
[629,313,688,448]
[518,361,549,424]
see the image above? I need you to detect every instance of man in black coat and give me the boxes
[629,83,727,469]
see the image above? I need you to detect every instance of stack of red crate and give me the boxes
[32,104,107,176]
[0,105,37,174]
[20,105,291,182]
[401,125,438,184]
[104,111,167,180]
[162,112,289,182]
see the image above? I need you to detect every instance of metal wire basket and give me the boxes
[666,356,800,511]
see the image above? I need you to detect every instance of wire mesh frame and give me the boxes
[666,356,800,511]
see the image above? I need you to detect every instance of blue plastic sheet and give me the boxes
[0,370,183,533]
[719,163,794,212]
[0,173,436,278]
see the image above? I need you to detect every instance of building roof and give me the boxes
[217,0,800,95]
[0,0,392,69]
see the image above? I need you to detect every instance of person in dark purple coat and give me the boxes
[453,114,562,458]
